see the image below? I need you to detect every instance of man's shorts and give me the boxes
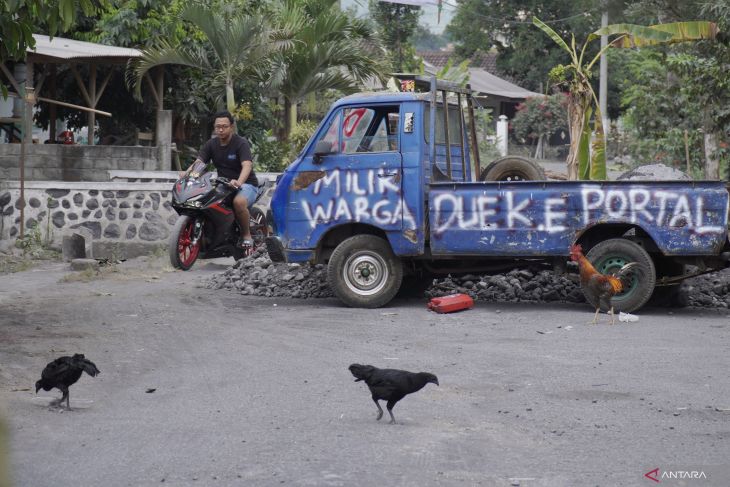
[236,183,258,208]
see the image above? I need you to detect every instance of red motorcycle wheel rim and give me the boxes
[177,219,200,267]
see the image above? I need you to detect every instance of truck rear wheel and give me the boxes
[327,235,403,308]
[584,238,656,313]
[480,156,546,181]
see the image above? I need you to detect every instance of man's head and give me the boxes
[212,110,235,143]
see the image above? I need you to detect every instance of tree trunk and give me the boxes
[283,97,297,142]
[566,96,586,181]
[703,130,720,179]
[226,82,235,114]
[534,135,544,159]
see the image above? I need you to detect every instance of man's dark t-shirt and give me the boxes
[198,134,258,186]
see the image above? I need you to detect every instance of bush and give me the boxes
[287,120,318,162]
[253,131,288,173]
[512,94,568,144]
[474,109,501,162]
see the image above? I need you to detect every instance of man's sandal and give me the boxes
[238,238,255,257]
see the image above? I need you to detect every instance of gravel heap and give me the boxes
[206,250,730,309]
[206,247,334,299]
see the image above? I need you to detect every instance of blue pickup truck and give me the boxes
[266,76,730,310]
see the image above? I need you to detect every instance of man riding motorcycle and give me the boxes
[180,110,258,256]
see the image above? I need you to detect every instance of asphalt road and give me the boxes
[1,256,729,487]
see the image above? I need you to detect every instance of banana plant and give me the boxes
[127,4,294,114]
[534,17,718,180]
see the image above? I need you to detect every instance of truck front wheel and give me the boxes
[327,235,403,308]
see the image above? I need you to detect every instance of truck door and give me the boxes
[292,104,405,247]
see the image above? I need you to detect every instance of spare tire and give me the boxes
[480,156,547,181]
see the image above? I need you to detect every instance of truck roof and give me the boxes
[333,91,431,107]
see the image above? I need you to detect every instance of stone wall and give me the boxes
[0,144,163,181]
[0,180,177,258]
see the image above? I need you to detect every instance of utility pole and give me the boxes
[599,9,608,139]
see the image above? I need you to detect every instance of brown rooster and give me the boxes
[570,244,640,324]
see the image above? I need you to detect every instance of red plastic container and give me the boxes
[427,294,474,313]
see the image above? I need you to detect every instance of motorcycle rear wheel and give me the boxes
[169,215,201,270]
[249,207,269,248]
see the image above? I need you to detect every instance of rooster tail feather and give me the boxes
[616,262,640,285]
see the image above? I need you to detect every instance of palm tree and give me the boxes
[534,18,718,180]
[127,4,292,114]
[271,0,388,140]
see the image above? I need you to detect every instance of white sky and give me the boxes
[341,0,455,34]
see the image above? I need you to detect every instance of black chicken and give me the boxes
[35,354,100,408]
[348,364,439,424]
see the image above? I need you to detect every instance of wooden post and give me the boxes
[88,63,97,145]
[49,64,57,142]
[20,86,34,238]
[19,59,35,238]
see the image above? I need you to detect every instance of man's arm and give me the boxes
[231,138,254,188]
[180,140,211,177]
[232,160,253,188]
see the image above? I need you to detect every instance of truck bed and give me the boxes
[428,180,729,256]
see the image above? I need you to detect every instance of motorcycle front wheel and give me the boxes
[169,215,201,270]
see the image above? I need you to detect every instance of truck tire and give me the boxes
[584,238,656,313]
[327,235,403,308]
[480,156,546,182]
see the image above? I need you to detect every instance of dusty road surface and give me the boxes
[1,256,729,487]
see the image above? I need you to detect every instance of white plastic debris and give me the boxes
[619,312,639,323]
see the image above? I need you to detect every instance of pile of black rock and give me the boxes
[206,248,730,309]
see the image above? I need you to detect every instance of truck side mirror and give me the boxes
[313,140,334,164]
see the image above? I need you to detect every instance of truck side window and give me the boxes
[341,107,399,154]
[342,108,374,153]
[316,110,342,153]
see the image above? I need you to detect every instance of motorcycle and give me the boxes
[168,161,268,270]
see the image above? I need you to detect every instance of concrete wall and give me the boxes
[0,144,163,181]
[0,180,177,259]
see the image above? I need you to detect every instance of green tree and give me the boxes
[512,94,569,157]
[271,0,387,140]
[412,24,449,51]
[535,16,718,180]
[1,0,109,97]
[128,3,292,115]
[368,0,421,72]
[447,0,600,92]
